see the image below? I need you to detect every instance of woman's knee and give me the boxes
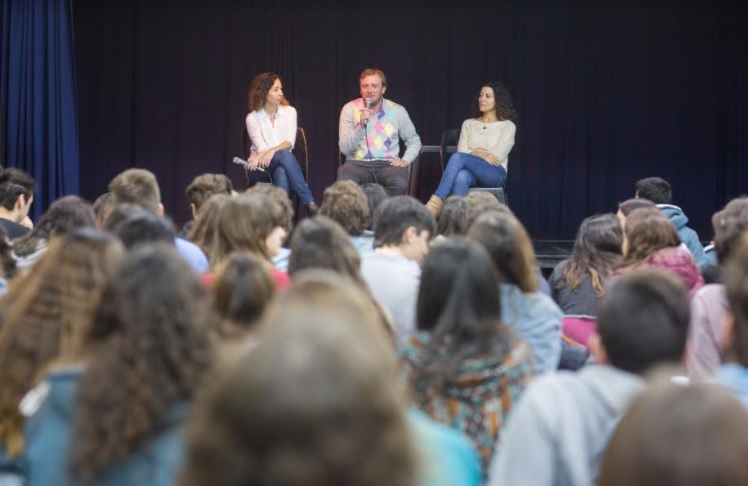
[455,169,474,187]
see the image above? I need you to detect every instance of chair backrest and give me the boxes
[439,128,461,173]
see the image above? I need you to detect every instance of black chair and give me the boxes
[338,142,422,197]
[439,128,508,206]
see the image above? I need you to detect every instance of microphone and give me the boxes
[363,98,372,127]
[233,156,264,171]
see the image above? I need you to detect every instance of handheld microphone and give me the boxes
[233,156,265,171]
[363,98,372,126]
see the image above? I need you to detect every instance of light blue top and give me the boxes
[174,237,209,273]
[714,363,748,411]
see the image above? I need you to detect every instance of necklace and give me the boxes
[479,117,496,129]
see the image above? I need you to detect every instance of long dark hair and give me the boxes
[414,238,512,392]
[13,195,96,257]
[563,214,623,296]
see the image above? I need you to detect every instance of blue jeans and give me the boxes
[265,149,314,204]
[433,152,507,199]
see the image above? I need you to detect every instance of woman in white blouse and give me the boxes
[245,72,318,215]
[425,81,517,215]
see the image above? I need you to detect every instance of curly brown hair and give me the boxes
[13,195,96,257]
[621,207,681,267]
[470,81,517,122]
[69,244,213,481]
[247,72,289,112]
[319,180,370,236]
[246,184,294,235]
[0,229,125,457]
[180,269,414,486]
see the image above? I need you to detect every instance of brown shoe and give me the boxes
[425,195,443,215]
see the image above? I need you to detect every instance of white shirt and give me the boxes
[245,105,297,163]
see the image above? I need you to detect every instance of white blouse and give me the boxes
[245,105,297,162]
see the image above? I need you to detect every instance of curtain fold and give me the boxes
[1,0,79,219]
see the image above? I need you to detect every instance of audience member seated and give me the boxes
[23,244,213,486]
[615,197,655,228]
[112,211,177,249]
[180,271,416,486]
[208,252,277,360]
[714,232,748,409]
[362,182,388,229]
[0,168,36,239]
[108,168,209,273]
[465,191,552,295]
[179,173,234,238]
[207,193,290,289]
[688,197,748,378]
[487,269,691,486]
[431,196,469,245]
[0,226,17,295]
[635,176,708,266]
[360,196,435,345]
[614,206,704,297]
[0,229,124,481]
[700,208,725,283]
[549,213,623,315]
[398,238,533,474]
[12,195,96,273]
[468,211,562,373]
[318,180,375,254]
[599,380,748,486]
[185,194,230,266]
[245,184,294,271]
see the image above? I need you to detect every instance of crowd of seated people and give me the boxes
[2,164,748,486]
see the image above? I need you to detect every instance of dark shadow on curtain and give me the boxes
[0,0,80,219]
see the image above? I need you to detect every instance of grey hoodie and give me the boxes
[486,365,644,486]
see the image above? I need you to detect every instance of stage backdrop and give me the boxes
[73,1,748,239]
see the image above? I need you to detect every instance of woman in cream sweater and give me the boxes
[426,81,517,215]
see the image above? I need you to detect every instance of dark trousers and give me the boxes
[337,159,408,196]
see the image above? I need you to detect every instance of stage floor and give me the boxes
[534,240,573,275]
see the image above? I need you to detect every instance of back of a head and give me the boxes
[211,252,276,339]
[417,238,503,347]
[13,196,96,256]
[114,211,176,249]
[715,197,748,265]
[0,168,36,210]
[467,210,538,292]
[617,197,656,217]
[599,381,748,486]
[465,191,512,229]
[435,196,470,237]
[724,233,748,368]
[213,193,281,264]
[186,193,230,257]
[181,270,413,486]
[245,184,294,235]
[361,183,388,223]
[622,206,681,266]
[372,195,435,248]
[288,216,363,285]
[108,168,161,213]
[596,269,689,374]
[186,174,233,213]
[318,180,370,236]
[74,243,212,480]
[566,213,623,294]
[635,177,672,204]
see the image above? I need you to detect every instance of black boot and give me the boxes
[305,201,319,217]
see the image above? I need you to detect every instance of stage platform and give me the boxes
[533,240,573,275]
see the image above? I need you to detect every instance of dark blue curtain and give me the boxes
[1,0,79,219]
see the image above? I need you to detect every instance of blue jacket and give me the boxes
[24,369,188,486]
[500,284,563,374]
[658,204,708,267]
